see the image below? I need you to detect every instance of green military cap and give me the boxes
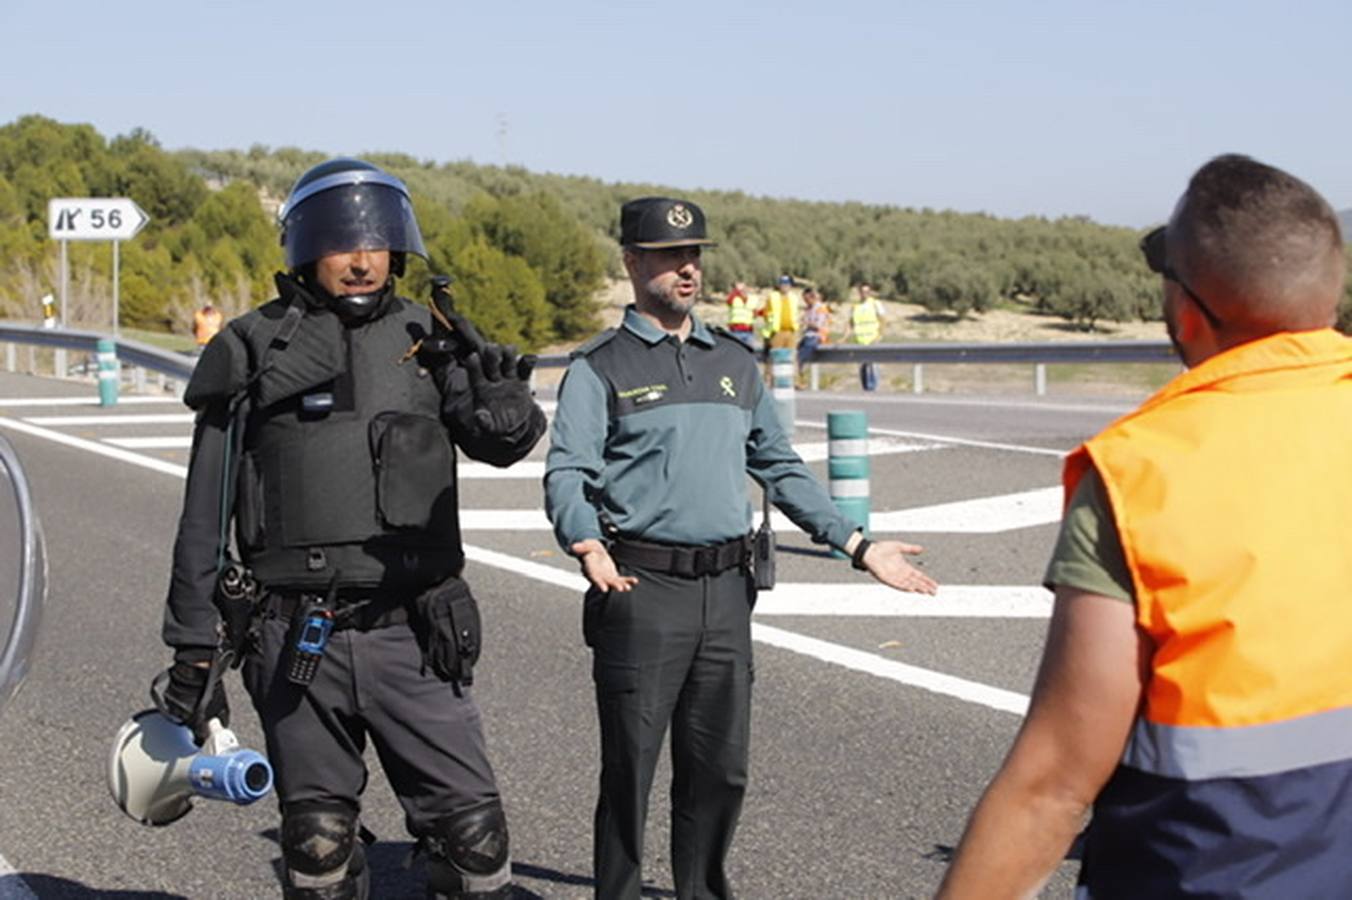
[619,197,717,249]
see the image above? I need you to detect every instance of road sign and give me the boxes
[47,197,149,242]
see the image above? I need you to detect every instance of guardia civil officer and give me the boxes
[155,158,545,899]
[544,197,940,900]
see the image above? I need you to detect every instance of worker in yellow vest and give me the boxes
[757,275,799,352]
[724,281,756,348]
[939,154,1352,898]
[847,283,884,390]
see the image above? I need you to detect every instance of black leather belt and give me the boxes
[609,536,750,578]
[262,590,409,631]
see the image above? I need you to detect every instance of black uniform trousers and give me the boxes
[586,563,756,900]
[243,609,501,837]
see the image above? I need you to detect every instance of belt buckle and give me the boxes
[692,547,718,577]
[670,547,697,578]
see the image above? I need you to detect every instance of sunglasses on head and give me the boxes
[1140,226,1223,329]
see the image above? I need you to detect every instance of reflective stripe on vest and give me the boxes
[1063,328,1352,891]
[851,298,880,345]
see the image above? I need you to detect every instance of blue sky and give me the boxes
[3,0,1348,227]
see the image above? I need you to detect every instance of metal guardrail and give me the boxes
[1,322,1175,395]
[0,323,197,381]
[0,433,45,718]
[532,339,1174,368]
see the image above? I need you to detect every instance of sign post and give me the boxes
[46,197,149,372]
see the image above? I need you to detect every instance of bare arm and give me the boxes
[935,586,1149,899]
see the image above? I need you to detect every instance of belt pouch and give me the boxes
[411,576,481,690]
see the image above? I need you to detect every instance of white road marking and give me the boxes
[0,407,1039,718]
[104,436,194,449]
[22,413,195,426]
[871,487,1062,533]
[0,395,183,407]
[0,417,187,478]
[460,436,938,480]
[755,584,1051,617]
[751,624,1029,715]
[461,545,1031,715]
[460,461,546,480]
[796,419,1068,458]
[458,490,1061,534]
[791,436,941,462]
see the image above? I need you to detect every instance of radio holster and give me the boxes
[753,483,776,591]
[410,576,482,695]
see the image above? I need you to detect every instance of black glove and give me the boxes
[155,653,229,745]
[464,343,540,437]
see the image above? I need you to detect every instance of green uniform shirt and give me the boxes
[545,306,860,552]
[1043,466,1134,603]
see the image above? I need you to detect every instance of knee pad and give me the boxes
[281,803,366,900]
[423,801,511,898]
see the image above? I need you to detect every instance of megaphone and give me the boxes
[107,709,274,826]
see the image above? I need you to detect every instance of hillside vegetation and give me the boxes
[2,114,1349,346]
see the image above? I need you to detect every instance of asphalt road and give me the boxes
[0,371,1141,899]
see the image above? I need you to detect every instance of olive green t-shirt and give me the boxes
[1042,466,1134,603]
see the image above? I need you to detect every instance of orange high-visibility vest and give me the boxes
[1063,328,1352,894]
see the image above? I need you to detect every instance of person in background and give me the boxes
[724,280,757,348]
[937,154,1352,898]
[757,274,799,354]
[193,302,223,354]
[796,286,831,385]
[847,283,884,390]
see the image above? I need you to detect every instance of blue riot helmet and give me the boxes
[278,158,427,276]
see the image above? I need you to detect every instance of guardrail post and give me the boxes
[5,343,13,373]
[809,362,819,392]
[912,363,924,394]
[55,348,66,379]
[827,410,870,559]
[96,338,120,407]
[133,366,146,394]
[769,347,796,435]
[1034,363,1047,396]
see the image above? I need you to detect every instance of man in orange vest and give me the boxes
[939,155,1352,897]
[193,302,223,352]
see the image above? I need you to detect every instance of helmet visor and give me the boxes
[282,182,428,269]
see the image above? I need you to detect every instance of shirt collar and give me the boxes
[621,305,716,347]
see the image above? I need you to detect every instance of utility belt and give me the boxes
[609,535,750,579]
[260,589,410,632]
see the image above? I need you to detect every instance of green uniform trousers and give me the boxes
[585,562,756,900]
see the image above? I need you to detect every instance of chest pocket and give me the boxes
[369,412,456,530]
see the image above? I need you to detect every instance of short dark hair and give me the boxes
[1173,154,1344,330]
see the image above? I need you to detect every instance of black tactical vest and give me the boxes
[229,294,462,590]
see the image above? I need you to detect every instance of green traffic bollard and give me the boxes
[97,338,119,407]
[828,410,869,559]
[769,347,796,436]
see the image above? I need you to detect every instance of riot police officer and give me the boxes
[156,158,545,899]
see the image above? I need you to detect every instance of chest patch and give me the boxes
[618,383,669,405]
